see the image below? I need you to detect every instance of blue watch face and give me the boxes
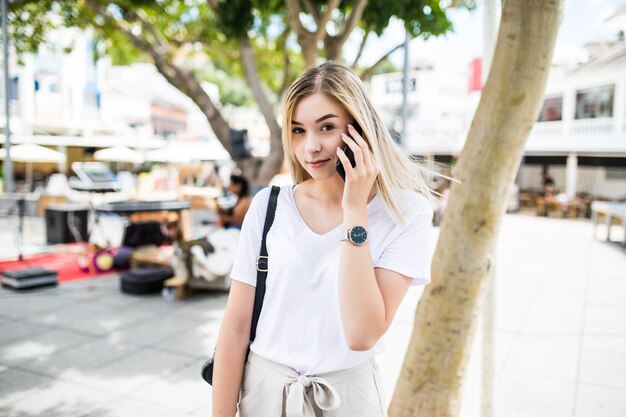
[349,226,368,245]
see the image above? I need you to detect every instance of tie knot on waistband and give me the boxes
[286,375,341,417]
[296,375,313,388]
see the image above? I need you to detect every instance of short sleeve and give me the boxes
[375,198,433,286]
[229,187,272,286]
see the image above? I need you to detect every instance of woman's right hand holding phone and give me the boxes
[336,124,379,212]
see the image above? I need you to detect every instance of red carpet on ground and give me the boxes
[0,251,120,283]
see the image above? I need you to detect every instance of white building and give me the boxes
[370,43,626,200]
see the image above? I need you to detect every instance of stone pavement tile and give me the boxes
[64,275,120,290]
[496,313,526,332]
[166,293,230,322]
[494,332,518,374]
[79,348,195,395]
[105,314,202,349]
[96,291,163,310]
[578,350,626,390]
[497,264,546,284]
[0,317,47,346]
[575,383,626,417]
[151,318,220,358]
[584,305,626,335]
[582,335,626,356]
[17,337,140,377]
[40,285,119,303]
[496,373,576,417]
[85,397,183,417]
[527,299,584,323]
[1,379,119,417]
[533,285,586,306]
[0,328,92,367]
[127,361,212,414]
[28,302,157,336]
[496,296,535,316]
[94,290,171,312]
[0,365,54,407]
[0,290,77,319]
[500,336,579,382]
[586,282,626,310]
[520,316,582,336]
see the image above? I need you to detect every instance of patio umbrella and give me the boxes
[145,141,231,164]
[0,143,67,189]
[93,146,145,164]
[145,147,192,164]
[0,143,66,163]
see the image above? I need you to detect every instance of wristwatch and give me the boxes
[342,226,369,246]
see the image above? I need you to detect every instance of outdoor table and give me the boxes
[95,200,192,241]
[590,201,626,247]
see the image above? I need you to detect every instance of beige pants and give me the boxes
[238,351,388,417]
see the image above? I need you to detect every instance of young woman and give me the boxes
[212,62,434,417]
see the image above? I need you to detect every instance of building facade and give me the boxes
[370,44,626,200]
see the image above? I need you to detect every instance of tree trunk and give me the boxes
[239,38,284,186]
[388,1,565,416]
[324,36,342,61]
[154,62,232,151]
[300,33,319,68]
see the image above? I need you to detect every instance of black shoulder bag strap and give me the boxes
[202,185,280,385]
[249,185,280,343]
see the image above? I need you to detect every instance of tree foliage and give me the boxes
[7,0,475,184]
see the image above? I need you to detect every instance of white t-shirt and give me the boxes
[230,184,433,375]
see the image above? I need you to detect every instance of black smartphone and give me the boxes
[336,123,362,181]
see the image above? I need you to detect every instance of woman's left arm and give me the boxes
[337,124,412,351]
[339,240,411,351]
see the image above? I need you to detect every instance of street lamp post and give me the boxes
[400,29,410,151]
[2,0,14,192]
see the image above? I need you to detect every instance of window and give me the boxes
[606,167,626,180]
[385,77,416,94]
[9,76,18,100]
[575,85,614,119]
[538,95,563,121]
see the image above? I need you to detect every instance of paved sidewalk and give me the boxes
[0,213,624,416]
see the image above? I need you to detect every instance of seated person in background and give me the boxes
[216,174,252,230]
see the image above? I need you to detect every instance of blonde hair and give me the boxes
[282,61,437,224]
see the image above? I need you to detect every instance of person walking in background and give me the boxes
[211,62,435,417]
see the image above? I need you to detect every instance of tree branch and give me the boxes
[8,0,39,8]
[359,39,406,80]
[127,7,171,54]
[238,38,281,141]
[335,0,367,45]
[85,0,156,56]
[285,0,310,37]
[351,29,370,68]
[303,0,320,21]
[315,0,340,42]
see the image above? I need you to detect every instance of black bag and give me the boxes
[120,266,175,295]
[201,186,280,385]
[122,221,168,248]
